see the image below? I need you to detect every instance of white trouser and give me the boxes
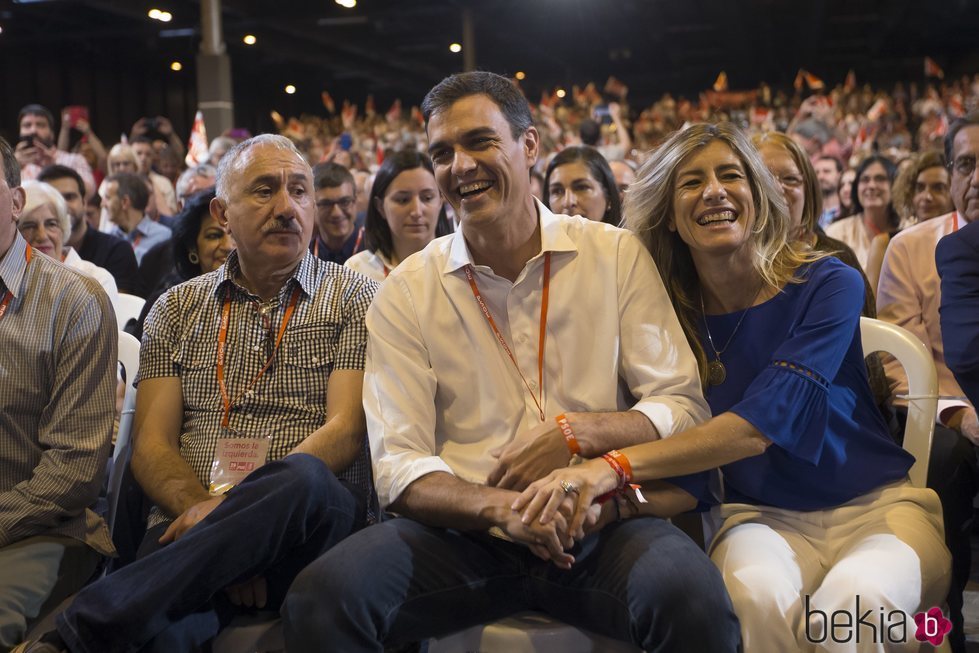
[709,482,951,653]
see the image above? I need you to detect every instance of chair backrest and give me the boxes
[108,331,141,533]
[860,317,938,488]
[115,293,146,330]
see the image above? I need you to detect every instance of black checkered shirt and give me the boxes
[137,250,377,528]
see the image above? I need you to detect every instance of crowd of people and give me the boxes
[0,66,978,653]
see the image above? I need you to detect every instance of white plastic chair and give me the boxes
[428,612,642,653]
[860,317,938,488]
[115,293,146,330]
[108,331,141,532]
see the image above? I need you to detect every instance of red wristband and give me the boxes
[602,449,632,488]
[555,413,581,456]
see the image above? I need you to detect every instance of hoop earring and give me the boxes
[188,251,200,264]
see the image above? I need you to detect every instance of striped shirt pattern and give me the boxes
[0,232,117,555]
[138,250,377,528]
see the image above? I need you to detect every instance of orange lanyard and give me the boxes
[0,246,32,321]
[953,212,961,232]
[217,284,301,428]
[464,252,551,421]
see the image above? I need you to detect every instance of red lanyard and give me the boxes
[0,246,32,321]
[217,284,301,428]
[464,252,551,421]
[953,212,961,232]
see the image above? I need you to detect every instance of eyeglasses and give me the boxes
[949,155,978,177]
[316,197,355,212]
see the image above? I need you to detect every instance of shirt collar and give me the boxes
[0,232,30,298]
[443,199,578,275]
[213,249,315,300]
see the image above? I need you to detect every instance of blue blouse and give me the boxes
[698,257,912,511]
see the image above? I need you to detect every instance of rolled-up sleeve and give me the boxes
[617,233,710,438]
[365,276,453,509]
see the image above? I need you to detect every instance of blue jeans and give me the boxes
[283,516,741,652]
[56,454,363,653]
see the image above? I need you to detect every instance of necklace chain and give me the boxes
[700,284,763,359]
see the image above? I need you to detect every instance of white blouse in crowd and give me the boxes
[344,249,396,283]
[62,246,121,317]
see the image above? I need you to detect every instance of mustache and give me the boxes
[261,219,302,234]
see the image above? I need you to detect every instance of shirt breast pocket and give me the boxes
[279,326,335,405]
[176,346,219,411]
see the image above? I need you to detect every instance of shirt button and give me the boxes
[518,334,528,344]
[252,345,260,352]
[529,381,538,391]
[311,355,319,364]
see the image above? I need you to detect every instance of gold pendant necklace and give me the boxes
[700,283,763,388]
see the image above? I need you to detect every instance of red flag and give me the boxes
[805,71,825,90]
[793,70,806,92]
[604,76,628,99]
[712,71,728,92]
[410,105,424,126]
[844,70,857,92]
[867,98,889,122]
[386,99,402,124]
[184,110,209,167]
[321,91,336,114]
[924,56,945,79]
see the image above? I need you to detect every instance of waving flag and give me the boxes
[185,110,209,167]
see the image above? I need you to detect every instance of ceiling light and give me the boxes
[515,71,526,80]
[170,61,182,71]
[335,0,357,7]
[449,43,462,53]
[555,88,566,98]
[285,85,297,95]
[243,34,257,45]
[148,8,161,19]
[159,11,172,22]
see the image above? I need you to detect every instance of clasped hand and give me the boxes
[511,459,620,538]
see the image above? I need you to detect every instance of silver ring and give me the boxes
[560,480,579,494]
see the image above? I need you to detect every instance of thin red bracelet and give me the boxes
[602,449,632,488]
[555,413,581,456]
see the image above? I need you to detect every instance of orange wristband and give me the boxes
[602,449,633,488]
[555,413,581,456]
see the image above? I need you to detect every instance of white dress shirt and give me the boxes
[365,202,709,508]
[877,211,972,422]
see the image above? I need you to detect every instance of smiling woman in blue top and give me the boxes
[515,122,952,652]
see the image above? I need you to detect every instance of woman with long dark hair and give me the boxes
[542,146,621,225]
[345,150,451,281]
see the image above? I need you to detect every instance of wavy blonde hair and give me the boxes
[623,123,825,384]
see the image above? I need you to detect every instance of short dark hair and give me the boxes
[0,137,20,189]
[851,155,899,229]
[945,112,979,164]
[579,119,601,146]
[172,188,217,280]
[543,146,621,225]
[37,164,85,198]
[816,155,843,174]
[313,162,354,191]
[365,150,451,259]
[107,172,150,212]
[18,104,55,131]
[131,135,155,146]
[421,71,533,139]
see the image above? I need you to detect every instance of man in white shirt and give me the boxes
[876,112,979,653]
[283,71,740,653]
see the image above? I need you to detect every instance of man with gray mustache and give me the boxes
[17,134,377,653]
